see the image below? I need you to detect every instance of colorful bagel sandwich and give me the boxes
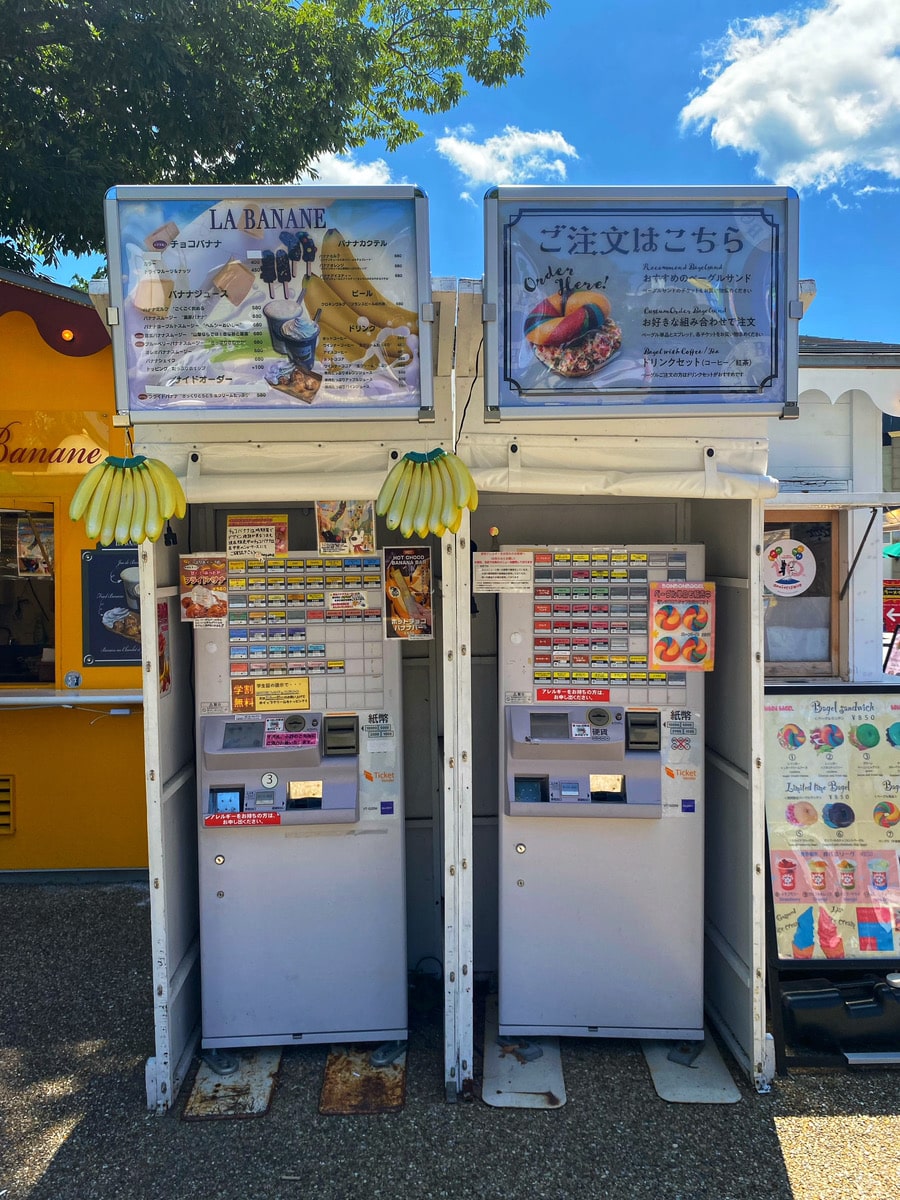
[524,284,622,378]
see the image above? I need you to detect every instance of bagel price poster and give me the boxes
[649,581,715,671]
[104,186,430,418]
[485,186,797,416]
[765,693,900,962]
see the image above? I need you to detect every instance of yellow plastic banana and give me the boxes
[448,506,464,534]
[398,461,422,539]
[69,459,109,521]
[99,465,124,547]
[84,463,115,541]
[172,472,187,520]
[434,453,459,531]
[385,458,414,530]
[144,457,176,519]
[427,459,446,536]
[376,454,411,517]
[443,451,472,511]
[154,457,186,519]
[129,464,148,543]
[412,458,433,539]
[114,467,135,545]
[453,452,478,512]
[139,464,164,542]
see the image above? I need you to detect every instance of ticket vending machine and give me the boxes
[194,551,407,1049]
[498,544,706,1040]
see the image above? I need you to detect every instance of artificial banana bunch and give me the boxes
[375,449,478,539]
[69,455,186,546]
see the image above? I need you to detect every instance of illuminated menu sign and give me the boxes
[104,185,432,421]
[485,186,798,418]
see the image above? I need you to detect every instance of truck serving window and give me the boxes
[0,507,55,685]
[763,511,838,678]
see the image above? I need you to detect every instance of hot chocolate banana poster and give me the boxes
[765,692,900,962]
[106,187,429,416]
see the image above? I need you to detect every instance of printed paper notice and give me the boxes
[231,676,310,712]
[473,551,534,593]
[226,514,288,557]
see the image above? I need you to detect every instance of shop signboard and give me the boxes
[104,185,432,422]
[765,690,900,962]
[484,185,799,419]
[883,582,900,633]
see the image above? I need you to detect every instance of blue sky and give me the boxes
[51,0,900,344]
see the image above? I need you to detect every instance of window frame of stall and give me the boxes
[763,508,841,678]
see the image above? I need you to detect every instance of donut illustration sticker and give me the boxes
[763,539,816,596]
[649,581,715,671]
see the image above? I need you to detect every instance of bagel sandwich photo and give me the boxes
[524,284,622,378]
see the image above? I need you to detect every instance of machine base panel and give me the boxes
[499,1023,705,1040]
[202,1026,408,1050]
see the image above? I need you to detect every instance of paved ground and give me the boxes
[2,881,900,1200]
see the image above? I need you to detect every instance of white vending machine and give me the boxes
[193,550,407,1049]
[498,544,707,1040]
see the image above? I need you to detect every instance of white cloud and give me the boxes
[435,125,579,187]
[295,152,402,187]
[679,0,900,190]
[855,183,900,195]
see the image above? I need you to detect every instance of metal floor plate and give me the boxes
[640,1033,742,1104]
[482,995,566,1109]
[182,1048,282,1120]
[319,1045,407,1115]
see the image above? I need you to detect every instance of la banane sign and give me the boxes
[0,421,103,467]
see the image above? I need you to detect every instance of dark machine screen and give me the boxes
[222,722,265,749]
[514,776,549,804]
[529,711,570,740]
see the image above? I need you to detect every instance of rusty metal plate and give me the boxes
[318,1045,407,1115]
[482,994,566,1109]
[182,1048,282,1120]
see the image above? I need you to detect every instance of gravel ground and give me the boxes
[2,882,900,1200]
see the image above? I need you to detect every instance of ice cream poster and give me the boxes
[384,546,432,640]
[490,191,793,413]
[649,582,715,671]
[106,189,428,416]
[765,691,900,961]
[315,501,376,555]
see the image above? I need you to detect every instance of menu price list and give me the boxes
[766,692,900,961]
[530,549,688,690]
[226,554,383,681]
